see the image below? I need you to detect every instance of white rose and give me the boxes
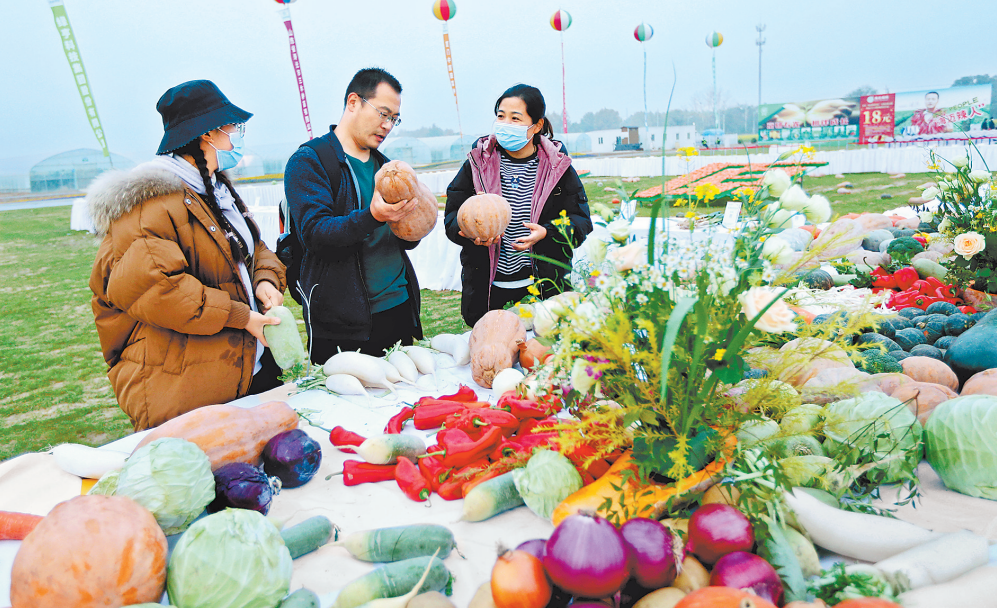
[953,231,986,259]
[937,217,951,233]
[607,241,647,273]
[921,187,940,200]
[768,208,796,229]
[938,181,951,191]
[803,194,832,225]
[778,184,810,211]
[570,300,604,333]
[969,169,992,182]
[739,287,797,333]
[571,358,598,395]
[761,236,795,265]
[761,169,792,197]
[918,210,935,223]
[607,218,631,243]
[952,155,970,168]
[578,235,608,264]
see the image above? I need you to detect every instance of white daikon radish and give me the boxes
[386,350,419,384]
[373,356,404,383]
[431,333,470,366]
[415,374,437,391]
[873,530,989,591]
[898,565,997,608]
[402,345,437,376]
[323,351,397,396]
[325,374,371,398]
[52,443,130,479]
[783,488,937,562]
[491,367,525,396]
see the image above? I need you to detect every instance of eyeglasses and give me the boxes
[361,98,402,127]
[221,123,246,137]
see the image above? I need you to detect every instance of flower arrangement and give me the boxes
[920,149,997,294]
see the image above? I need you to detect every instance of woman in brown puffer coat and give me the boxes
[88,80,286,430]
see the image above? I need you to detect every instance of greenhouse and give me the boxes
[28,148,134,193]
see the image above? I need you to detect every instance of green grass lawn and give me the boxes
[0,170,926,460]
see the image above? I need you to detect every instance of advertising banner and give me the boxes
[758,97,860,143]
[892,85,991,142]
[858,93,896,144]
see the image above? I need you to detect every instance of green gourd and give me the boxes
[263,305,307,370]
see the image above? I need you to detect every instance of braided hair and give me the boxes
[171,138,261,266]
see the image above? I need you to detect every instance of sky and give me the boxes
[2,0,996,172]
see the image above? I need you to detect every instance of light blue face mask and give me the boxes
[493,120,534,152]
[210,129,244,171]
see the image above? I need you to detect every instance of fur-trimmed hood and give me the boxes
[87,162,186,237]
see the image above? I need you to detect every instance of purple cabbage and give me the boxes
[208,462,278,515]
[262,429,322,488]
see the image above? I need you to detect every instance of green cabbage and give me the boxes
[925,395,997,499]
[114,438,214,535]
[88,468,120,496]
[512,449,583,520]
[167,508,293,608]
[823,392,923,483]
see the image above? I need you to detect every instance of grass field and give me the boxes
[0,171,923,460]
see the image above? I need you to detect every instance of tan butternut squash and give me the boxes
[374,159,419,203]
[133,400,298,471]
[457,193,511,241]
[388,182,438,241]
[469,310,526,388]
[11,495,168,608]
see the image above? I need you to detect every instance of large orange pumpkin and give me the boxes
[674,586,778,608]
[832,599,903,608]
[10,495,168,608]
[457,193,512,241]
[388,182,439,241]
[469,309,526,388]
[375,159,420,203]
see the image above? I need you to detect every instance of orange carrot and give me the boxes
[0,510,44,540]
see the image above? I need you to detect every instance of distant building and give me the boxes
[587,125,700,153]
[29,149,135,193]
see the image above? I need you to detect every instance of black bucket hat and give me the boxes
[156,80,252,154]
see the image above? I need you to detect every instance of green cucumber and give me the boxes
[912,258,947,281]
[355,434,427,465]
[279,588,321,608]
[264,305,307,369]
[461,471,524,522]
[334,556,450,608]
[280,515,337,559]
[335,524,454,562]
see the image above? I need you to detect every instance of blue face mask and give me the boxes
[210,129,244,171]
[493,120,534,152]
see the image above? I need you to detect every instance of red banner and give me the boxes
[859,93,895,144]
[283,15,312,140]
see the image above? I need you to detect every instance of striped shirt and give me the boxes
[496,151,538,280]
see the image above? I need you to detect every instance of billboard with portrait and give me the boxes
[892,85,991,141]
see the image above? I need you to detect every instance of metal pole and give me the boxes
[561,32,568,134]
[756,24,766,136]
[643,45,649,133]
[712,49,718,129]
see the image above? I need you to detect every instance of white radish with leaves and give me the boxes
[52,444,130,479]
[430,333,470,366]
[323,352,397,396]
[386,350,419,384]
[783,488,937,562]
[325,374,372,398]
[873,530,989,592]
[898,565,997,608]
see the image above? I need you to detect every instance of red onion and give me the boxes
[710,550,784,606]
[620,517,685,589]
[542,512,630,598]
[516,538,548,560]
[686,503,754,564]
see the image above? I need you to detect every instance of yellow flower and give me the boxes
[713,348,726,361]
[796,144,816,159]
[677,146,700,158]
[590,269,601,277]
[685,211,697,219]
[527,284,540,296]
[732,186,756,199]
[927,162,942,171]
[693,183,720,203]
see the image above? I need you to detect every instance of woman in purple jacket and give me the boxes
[444,84,593,327]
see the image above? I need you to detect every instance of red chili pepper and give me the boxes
[437,428,474,449]
[924,277,945,290]
[938,284,959,299]
[960,305,978,314]
[870,267,898,289]
[489,437,524,461]
[441,426,503,469]
[437,478,466,501]
[910,279,931,295]
[462,468,507,497]
[417,455,451,491]
[517,431,558,451]
[414,401,468,430]
[913,294,940,309]
[341,460,396,486]
[893,267,919,291]
[394,457,430,502]
[496,394,557,419]
[384,407,415,434]
[434,385,478,403]
[330,426,366,453]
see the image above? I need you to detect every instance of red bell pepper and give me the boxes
[871,267,898,289]
[912,294,940,309]
[935,284,959,300]
[893,267,919,291]
[341,460,396,486]
[496,393,560,419]
[911,279,931,294]
[489,437,524,461]
[444,408,520,436]
[434,385,478,403]
[417,455,451,491]
[330,426,366,453]
[395,457,430,502]
[384,407,415,434]
[960,305,978,314]
[437,478,466,501]
[413,401,467,430]
[913,236,927,247]
[517,431,558,451]
[437,428,474,449]
[440,426,503,469]
[924,277,945,291]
